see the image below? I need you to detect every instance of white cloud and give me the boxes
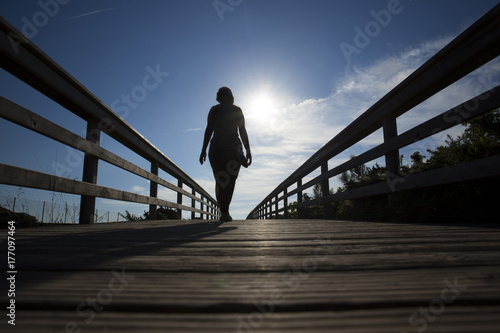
[183,128,202,133]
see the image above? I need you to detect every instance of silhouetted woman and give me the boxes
[200,87,252,222]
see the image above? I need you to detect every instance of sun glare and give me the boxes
[247,93,277,121]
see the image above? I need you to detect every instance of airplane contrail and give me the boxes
[65,6,126,21]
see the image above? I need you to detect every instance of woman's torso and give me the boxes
[209,104,243,150]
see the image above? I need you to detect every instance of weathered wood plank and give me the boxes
[14,267,500,307]
[13,307,500,333]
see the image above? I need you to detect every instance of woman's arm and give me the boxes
[238,115,252,166]
[200,110,214,165]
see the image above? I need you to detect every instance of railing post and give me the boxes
[191,188,196,220]
[201,195,205,220]
[80,118,100,224]
[283,188,288,219]
[383,117,400,179]
[297,179,303,219]
[275,195,279,219]
[149,161,158,220]
[321,159,332,219]
[177,179,183,219]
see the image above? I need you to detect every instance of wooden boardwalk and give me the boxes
[3,219,500,332]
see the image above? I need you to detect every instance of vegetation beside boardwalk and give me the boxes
[119,206,180,221]
[0,206,38,228]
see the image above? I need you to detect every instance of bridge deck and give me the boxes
[5,219,500,332]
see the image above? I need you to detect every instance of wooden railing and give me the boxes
[0,17,219,223]
[247,4,500,220]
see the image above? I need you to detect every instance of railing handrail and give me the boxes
[248,3,500,219]
[0,17,212,201]
[0,16,218,222]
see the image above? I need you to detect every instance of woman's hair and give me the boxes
[216,86,234,105]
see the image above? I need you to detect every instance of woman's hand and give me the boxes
[246,151,252,167]
[199,151,207,165]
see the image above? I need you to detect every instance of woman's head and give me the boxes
[216,87,234,105]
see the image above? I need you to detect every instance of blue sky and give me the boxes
[1,0,499,220]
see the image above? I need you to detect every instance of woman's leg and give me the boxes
[220,176,236,214]
[209,148,240,218]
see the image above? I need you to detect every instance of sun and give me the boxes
[247,93,277,121]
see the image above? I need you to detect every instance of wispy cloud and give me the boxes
[232,34,500,218]
[183,128,202,133]
[65,7,125,21]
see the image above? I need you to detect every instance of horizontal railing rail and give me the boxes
[247,3,500,220]
[0,17,219,223]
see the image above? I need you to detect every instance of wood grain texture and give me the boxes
[2,219,499,332]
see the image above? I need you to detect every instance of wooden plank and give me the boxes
[3,219,499,332]
[80,118,101,224]
[149,161,159,219]
[0,163,214,216]
[382,116,399,179]
[12,307,500,333]
[13,269,500,315]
